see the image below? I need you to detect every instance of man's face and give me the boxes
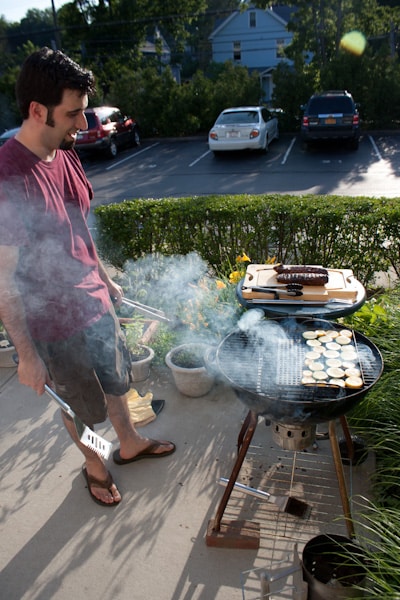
[44,89,88,150]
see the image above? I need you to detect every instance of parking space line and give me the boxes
[368,135,383,161]
[281,137,296,164]
[106,142,160,171]
[189,149,211,167]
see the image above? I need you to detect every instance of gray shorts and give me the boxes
[35,308,132,425]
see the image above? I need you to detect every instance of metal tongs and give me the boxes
[242,283,303,298]
[121,297,173,324]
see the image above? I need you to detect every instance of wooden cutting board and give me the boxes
[241,265,359,301]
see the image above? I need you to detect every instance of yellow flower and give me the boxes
[236,252,251,263]
[229,270,242,284]
[215,279,226,290]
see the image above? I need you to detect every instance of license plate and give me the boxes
[325,117,336,124]
[228,131,239,138]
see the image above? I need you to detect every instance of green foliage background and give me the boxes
[94,194,400,290]
[1,0,400,134]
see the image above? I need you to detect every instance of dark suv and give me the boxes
[76,106,140,158]
[301,90,360,150]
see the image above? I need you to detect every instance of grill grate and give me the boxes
[216,318,382,404]
[277,336,304,387]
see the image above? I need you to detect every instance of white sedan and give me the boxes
[208,106,279,155]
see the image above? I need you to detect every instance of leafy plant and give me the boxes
[148,323,180,366]
[120,314,151,360]
[169,346,206,369]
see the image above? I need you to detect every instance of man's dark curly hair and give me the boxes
[16,47,96,120]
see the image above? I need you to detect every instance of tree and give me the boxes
[183,0,242,71]
[5,9,56,53]
[252,0,399,67]
[248,0,400,128]
[61,0,209,60]
[0,41,40,131]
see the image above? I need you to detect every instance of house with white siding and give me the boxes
[209,5,293,103]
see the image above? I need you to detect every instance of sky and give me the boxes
[0,1,65,23]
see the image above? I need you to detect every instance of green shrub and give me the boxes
[94,194,400,289]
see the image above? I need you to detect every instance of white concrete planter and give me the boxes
[0,333,17,368]
[165,343,215,397]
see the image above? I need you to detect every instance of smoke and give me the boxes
[237,308,289,347]
[237,307,265,332]
[119,252,242,345]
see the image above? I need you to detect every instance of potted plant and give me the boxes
[0,321,17,368]
[165,342,215,397]
[121,316,155,382]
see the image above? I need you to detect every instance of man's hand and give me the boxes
[17,352,52,395]
[108,282,124,308]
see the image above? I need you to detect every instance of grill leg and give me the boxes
[237,409,254,452]
[339,414,355,461]
[329,419,355,539]
[206,410,260,548]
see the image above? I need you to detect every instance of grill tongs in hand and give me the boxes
[242,283,303,298]
[121,297,173,324]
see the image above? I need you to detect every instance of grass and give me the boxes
[340,285,400,596]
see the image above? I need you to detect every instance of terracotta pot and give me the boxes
[165,343,215,397]
[130,345,154,382]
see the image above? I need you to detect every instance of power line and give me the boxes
[0,7,237,41]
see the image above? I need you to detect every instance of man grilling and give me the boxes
[0,47,175,507]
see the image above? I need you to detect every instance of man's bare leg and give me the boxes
[106,392,174,460]
[61,392,174,504]
[61,412,121,505]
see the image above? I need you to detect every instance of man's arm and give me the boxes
[96,255,124,306]
[0,245,50,394]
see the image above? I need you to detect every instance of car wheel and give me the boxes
[261,135,269,153]
[108,138,118,158]
[132,127,141,147]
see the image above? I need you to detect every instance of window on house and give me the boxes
[276,39,285,58]
[249,11,256,28]
[233,41,241,61]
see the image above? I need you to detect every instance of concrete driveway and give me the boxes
[0,363,374,599]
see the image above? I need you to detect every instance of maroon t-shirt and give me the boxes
[0,138,110,341]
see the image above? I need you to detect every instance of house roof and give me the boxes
[209,7,292,40]
[209,5,291,40]
[141,32,170,56]
[271,5,295,23]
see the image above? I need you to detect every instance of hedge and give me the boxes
[94,194,400,289]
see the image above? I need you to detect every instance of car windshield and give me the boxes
[308,97,354,114]
[217,111,259,125]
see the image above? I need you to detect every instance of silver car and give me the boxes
[208,106,279,155]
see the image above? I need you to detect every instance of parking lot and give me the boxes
[84,132,400,207]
